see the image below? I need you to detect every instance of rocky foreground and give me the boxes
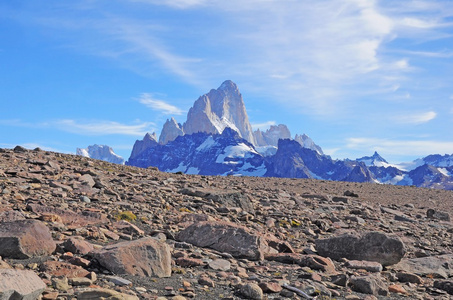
[1,147,453,300]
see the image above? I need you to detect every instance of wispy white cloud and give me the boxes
[55,119,155,136]
[346,137,453,157]
[251,121,276,131]
[395,111,437,124]
[139,93,184,115]
[130,0,207,9]
[0,119,155,136]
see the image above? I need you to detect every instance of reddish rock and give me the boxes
[259,281,282,293]
[0,219,56,259]
[175,257,205,267]
[27,203,108,228]
[0,210,26,222]
[0,269,46,299]
[40,261,90,278]
[93,237,171,277]
[300,255,336,274]
[177,221,277,260]
[388,284,408,295]
[346,260,383,272]
[112,220,144,236]
[63,237,94,255]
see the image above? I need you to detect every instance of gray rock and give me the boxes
[240,283,263,300]
[315,231,405,266]
[346,260,383,272]
[433,280,453,295]
[177,221,275,260]
[0,269,46,300]
[0,219,56,259]
[349,275,388,296]
[427,209,450,221]
[392,254,453,279]
[63,237,94,255]
[93,237,171,277]
[208,259,231,271]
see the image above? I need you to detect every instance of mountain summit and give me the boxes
[182,80,256,145]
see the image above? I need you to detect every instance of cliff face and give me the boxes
[254,124,291,147]
[129,132,158,161]
[159,118,184,145]
[183,80,256,145]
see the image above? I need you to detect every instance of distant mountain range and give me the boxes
[79,80,453,190]
[76,145,125,165]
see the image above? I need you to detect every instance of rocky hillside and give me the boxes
[1,146,453,299]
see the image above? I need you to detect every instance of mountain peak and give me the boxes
[159,118,184,144]
[356,151,389,167]
[219,80,237,91]
[182,81,256,145]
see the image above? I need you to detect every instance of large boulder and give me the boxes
[93,237,171,277]
[0,219,56,259]
[177,221,280,260]
[315,231,405,266]
[0,269,46,300]
[392,254,453,279]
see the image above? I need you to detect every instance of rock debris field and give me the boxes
[1,146,453,300]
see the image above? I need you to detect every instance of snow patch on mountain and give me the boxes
[76,145,125,165]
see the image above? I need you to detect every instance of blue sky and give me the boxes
[1,0,452,164]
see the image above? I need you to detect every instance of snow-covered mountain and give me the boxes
[294,134,324,155]
[127,128,266,176]
[356,151,392,168]
[183,80,256,145]
[254,124,291,147]
[124,80,452,190]
[360,152,453,189]
[76,145,125,165]
[159,118,184,145]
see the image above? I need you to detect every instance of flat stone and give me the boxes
[0,210,26,222]
[392,254,453,279]
[63,237,94,255]
[0,219,56,259]
[349,275,388,296]
[175,257,204,267]
[27,203,108,228]
[346,260,383,272]
[315,231,405,266]
[0,269,46,300]
[240,283,263,300]
[105,275,132,286]
[41,261,90,278]
[93,237,171,277]
[177,221,279,260]
[76,288,139,300]
[208,259,231,271]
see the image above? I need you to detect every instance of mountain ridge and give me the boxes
[124,80,453,190]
